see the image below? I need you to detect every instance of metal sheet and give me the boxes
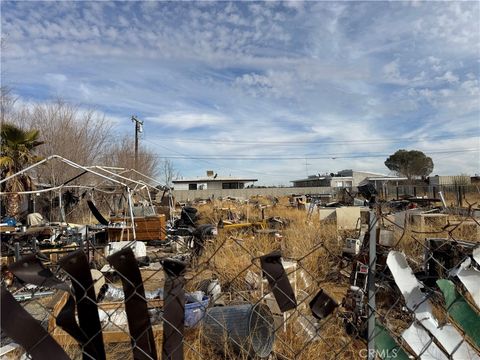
[451,257,480,309]
[473,246,480,267]
[387,251,479,359]
[260,250,297,312]
[108,247,157,360]
[59,250,106,360]
[162,258,187,360]
[402,323,448,360]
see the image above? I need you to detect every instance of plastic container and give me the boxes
[185,296,209,327]
[202,303,275,358]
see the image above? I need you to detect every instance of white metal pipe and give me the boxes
[147,190,156,215]
[90,166,156,190]
[0,185,121,195]
[438,191,448,209]
[127,188,136,240]
[0,155,129,188]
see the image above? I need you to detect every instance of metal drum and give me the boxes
[203,303,275,358]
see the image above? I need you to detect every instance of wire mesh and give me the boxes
[1,194,479,359]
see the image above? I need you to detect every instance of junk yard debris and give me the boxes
[1,156,479,359]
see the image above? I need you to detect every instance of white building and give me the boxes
[172,171,257,190]
[291,169,406,188]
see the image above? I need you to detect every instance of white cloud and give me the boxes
[436,71,459,84]
[383,60,401,81]
[146,112,229,130]
[2,1,479,183]
[44,73,67,84]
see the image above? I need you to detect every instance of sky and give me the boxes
[1,1,479,185]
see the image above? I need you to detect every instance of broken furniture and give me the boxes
[107,214,166,241]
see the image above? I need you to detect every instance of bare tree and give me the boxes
[159,159,179,188]
[103,135,159,179]
[21,100,113,185]
[0,86,16,124]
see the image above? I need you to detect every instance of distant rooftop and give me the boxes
[173,171,257,184]
[291,169,401,183]
[290,175,353,183]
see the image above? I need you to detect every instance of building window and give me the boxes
[222,182,242,189]
[188,184,197,190]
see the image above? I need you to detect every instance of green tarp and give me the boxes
[374,321,410,360]
[437,279,480,348]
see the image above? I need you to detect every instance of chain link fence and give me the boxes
[1,197,479,359]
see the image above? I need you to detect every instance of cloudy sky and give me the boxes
[1,1,479,185]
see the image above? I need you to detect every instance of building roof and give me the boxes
[290,176,326,183]
[290,176,353,183]
[366,176,408,181]
[173,176,257,184]
[355,170,392,177]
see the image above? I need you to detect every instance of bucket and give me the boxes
[202,303,275,358]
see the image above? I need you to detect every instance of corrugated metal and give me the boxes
[429,176,471,185]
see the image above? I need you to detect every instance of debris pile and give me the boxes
[1,159,479,359]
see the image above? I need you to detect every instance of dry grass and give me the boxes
[186,202,359,359]
[17,196,478,359]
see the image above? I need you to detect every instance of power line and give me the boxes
[135,148,478,160]
[142,138,289,178]
[143,133,478,147]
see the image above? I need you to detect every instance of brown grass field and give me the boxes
[7,195,480,359]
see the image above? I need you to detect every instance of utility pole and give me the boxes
[131,115,143,170]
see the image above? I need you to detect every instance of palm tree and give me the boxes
[0,122,43,219]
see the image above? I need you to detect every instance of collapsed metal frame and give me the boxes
[0,155,166,240]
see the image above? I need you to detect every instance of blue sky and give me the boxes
[1,1,479,185]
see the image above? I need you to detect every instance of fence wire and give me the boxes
[1,197,479,360]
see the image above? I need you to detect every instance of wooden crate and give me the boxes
[108,215,166,241]
[49,292,164,346]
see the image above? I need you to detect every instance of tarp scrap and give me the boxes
[374,321,410,360]
[437,279,480,349]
